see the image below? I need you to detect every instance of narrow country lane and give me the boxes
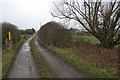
[8,36,40,78]
[34,35,87,78]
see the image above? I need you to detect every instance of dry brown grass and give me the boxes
[58,41,118,77]
[72,42,118,68]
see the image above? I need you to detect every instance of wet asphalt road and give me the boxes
[34,35,86,78]
[7,35,86,78]
[8,36,40,78]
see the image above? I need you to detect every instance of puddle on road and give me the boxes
[8,36,40,78]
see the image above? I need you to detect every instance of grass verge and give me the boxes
[2,35,33,79]
[37,34,118,78]
[30,36,55,78]
[48,46,118,78]
[2,39,26,79]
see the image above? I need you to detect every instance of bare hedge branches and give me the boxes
[51,0,120,48]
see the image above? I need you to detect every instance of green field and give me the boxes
[72,35,120,48]
[72,36,100,44]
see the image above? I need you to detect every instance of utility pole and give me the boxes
[40,22,42,27]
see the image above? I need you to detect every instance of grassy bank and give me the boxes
[72,35,119,47]
[48,46,118,78]
[72,35,100,44]
[46,35,118,78]
[2,35,33,79]
[30,36,55,78]
[2,39,26,78]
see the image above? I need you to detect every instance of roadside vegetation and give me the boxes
[51,0,120,49]
[2,22,21,50]
[38,21,72,47]
[2,39,25,78]
[48,36,118,78]
[38,21,118,78]
[2,35,33,79]
[49,0,119,78]
[2,22,35,79]
[30,36,55,78]
[2,22,35,50]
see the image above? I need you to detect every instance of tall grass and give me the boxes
[48,46,118,78]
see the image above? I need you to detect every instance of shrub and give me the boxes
[25,28,35,35]
[52,28,72,47]
[2,22,21,49]
[19,28,35,35]
[38,21,72,47]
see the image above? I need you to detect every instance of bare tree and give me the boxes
[51,0,120,49]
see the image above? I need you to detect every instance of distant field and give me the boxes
[72,36,100,44]
[72,35,120,47]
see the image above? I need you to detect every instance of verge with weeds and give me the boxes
[46,35,118,78]
[2,35,32,79]
[30,36,55,78]
[2,39,25,78]
[37,22,118,78]
[48,45,118,78]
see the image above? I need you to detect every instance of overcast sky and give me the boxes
[0,0,55,30]
[0,0,117,30]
